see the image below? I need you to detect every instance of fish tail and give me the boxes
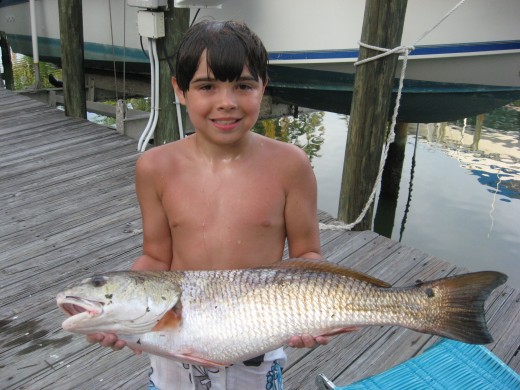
[414,271,507,344]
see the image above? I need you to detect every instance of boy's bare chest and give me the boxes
[160,168,286,229]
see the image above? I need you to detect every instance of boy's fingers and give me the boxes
[99,334,119,347]
[86,334,103,344]
[301,334,316,348]
[111,339,127,351]
[315,336,330,346]
[288,334,318,348]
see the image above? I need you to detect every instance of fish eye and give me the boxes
[90,275,107,288]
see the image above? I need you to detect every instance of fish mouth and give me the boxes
[57,293,104,318]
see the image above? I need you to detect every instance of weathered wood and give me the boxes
[0,89,518,389]
[155,1,189,145]
[58,0,87,118]
[338,0,408,229]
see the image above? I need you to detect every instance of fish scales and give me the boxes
[176,268,410,361]
[57,259,507,367]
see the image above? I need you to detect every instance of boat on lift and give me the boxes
[1,0,519,122]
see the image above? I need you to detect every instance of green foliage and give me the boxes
[253,111,326,162]
[11,54,62,90]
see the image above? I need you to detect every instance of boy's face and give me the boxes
[173,52,266,147]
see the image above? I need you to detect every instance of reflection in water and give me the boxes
[398,125,419,242]
[252,112,325,163]
[255,107,519,287]
[414,120,520,201]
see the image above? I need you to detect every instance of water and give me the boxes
[255,110,520,289]
[3,52,519,288]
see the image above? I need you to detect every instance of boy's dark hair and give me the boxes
[175,20,268,93]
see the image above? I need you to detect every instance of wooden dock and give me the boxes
[1,88,519,389]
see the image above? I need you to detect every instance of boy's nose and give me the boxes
[217,89,238,110]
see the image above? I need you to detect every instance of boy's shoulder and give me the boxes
[136,138,191,174]
[254,133,309,163]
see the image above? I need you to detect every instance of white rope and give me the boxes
[321,0,467,231]
[354,43,413,67]
[487,167,502,239]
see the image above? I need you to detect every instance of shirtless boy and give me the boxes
[89,20,327,389]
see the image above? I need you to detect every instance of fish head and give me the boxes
[56,271,181,335]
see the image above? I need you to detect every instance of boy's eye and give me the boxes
[237,84,253,91]
[199,84,214,91]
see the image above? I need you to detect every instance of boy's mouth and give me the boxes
[212,118,241,130]
[212,119,239,125]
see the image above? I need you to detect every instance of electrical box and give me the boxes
[174,0,226,8]
[127,0,168,9]
[137,11,165,38]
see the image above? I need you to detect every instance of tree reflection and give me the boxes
[253,111,326,162]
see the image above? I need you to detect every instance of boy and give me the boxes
[89,20,327,389]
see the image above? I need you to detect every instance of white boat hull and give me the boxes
[1,0,519,86]
[194,0,520,87]
[2,0,520,121]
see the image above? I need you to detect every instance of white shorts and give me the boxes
[148,348,286,390]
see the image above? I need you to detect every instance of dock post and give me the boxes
[0,31,14,90]
[58,0,86,119]
[373,122,408,237]
[337,0,408,230]
[154,1,189,144]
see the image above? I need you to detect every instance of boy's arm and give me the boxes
[132,152,173,271]
[284,147,321,260]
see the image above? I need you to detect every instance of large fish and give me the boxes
[56,259,506,368]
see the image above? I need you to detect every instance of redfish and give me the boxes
[56,259,506,367]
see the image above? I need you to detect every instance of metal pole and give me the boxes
[29,0,41,89]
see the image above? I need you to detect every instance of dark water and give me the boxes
[3,52,519,288]
[254,110,520,288]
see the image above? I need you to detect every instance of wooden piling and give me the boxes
[337,0,408,230]
[0,31,14,90]
[373,122,408,237]
[155,2,189,145]
[58,0,86,119]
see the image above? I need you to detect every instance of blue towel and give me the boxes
[337,339,520,390]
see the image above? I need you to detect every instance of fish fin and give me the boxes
[273,259,392,288]
[169,353,227,368]
[413,271,507,344]
[317,327,360,337]
[152,301,182,331]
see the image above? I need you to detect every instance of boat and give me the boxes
[1,0,520,122]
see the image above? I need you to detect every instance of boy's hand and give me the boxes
[86,333,141,355]
[287,334,329,348]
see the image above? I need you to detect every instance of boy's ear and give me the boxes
[171,77,186,105]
